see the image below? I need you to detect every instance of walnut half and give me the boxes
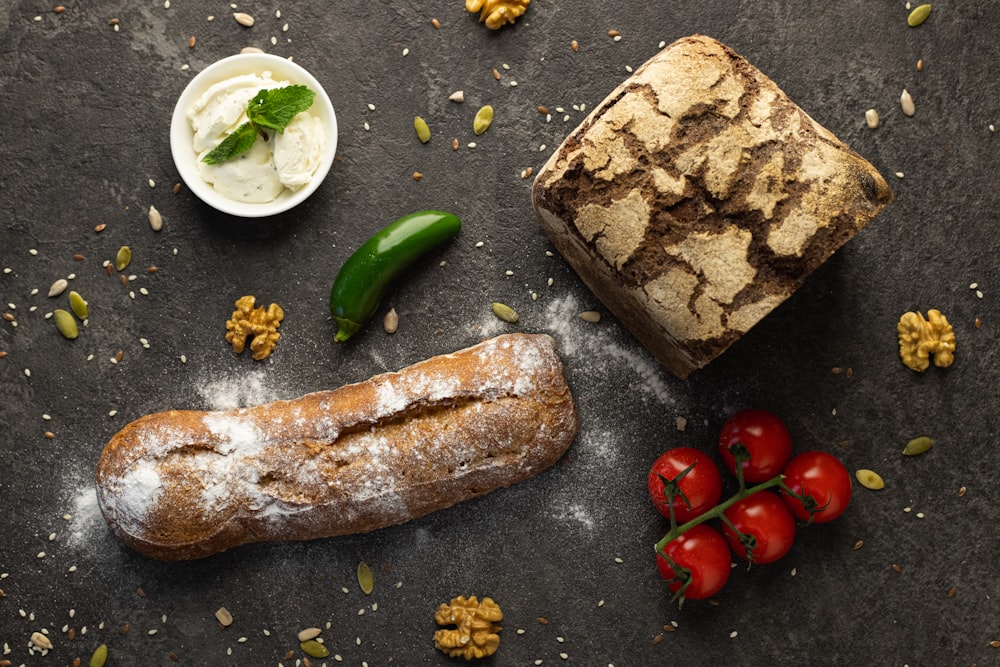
[225,295,284,360]
[465,0,530,30]
[433,595,503,660]
[897,309,955,372]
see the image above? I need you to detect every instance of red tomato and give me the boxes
[780,451,853,524]
[718,409,793,483]
[648,448,723,523]
[722,491,796,564]
[656,523,731,600]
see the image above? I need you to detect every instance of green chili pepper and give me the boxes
[330,210,461,342]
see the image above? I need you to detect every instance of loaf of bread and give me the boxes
[532,35,893,378]
[95,333,577,560]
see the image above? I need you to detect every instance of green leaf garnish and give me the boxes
[201,122,258,165]
[200,85,316,164]
[247,85,315,132]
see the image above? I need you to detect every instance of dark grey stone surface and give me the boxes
[1,1,998,665]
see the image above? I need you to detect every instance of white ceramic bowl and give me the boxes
[170,53,338,218]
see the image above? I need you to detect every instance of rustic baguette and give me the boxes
[95,333,577,560]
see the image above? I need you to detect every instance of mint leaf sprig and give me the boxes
[202,84,316,165]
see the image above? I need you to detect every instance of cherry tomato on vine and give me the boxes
[648,447,723,523]
[722,490,796,564]
[656,523,731,601]
[780,451,853,523]
[718,409,793,483]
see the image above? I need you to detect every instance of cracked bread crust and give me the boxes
[532,34,893,378]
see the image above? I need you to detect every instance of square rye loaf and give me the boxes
[532,35,893,378]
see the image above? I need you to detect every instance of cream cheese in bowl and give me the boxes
[171,53,337,217]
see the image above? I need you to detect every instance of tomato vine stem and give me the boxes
[654,475,786,556]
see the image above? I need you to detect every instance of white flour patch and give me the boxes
[62,479,107,551]
[197,368,280,410]
[553,500,595,531]
[542,294,674,405]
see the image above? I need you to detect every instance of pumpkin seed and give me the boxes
[48,278,69,297]
[491,302,519,323]
[358,560,374,595]
[907,4,931,27]
[54,309,79,340]
[383,307,399,334]
[297,627,322,642]
[414,116,431,143]
[903,436,933,456]
[300,639,330,658]
[90,644,108,667]
[116,246,132,271]
[69,291,88,320]
[856,469,885,490]
[473,105,494,135]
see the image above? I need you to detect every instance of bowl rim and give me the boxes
[169,52,338,218]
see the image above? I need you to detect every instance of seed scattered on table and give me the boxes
[149,205,163,231]
[900,89,915,116]
[234,11,254,26]
[48,278,69,297]
[215,607,233,627]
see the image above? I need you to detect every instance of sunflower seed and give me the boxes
[473,105,494,135]
[233,11,254,26]
[215,607,233,627]
[298,627,322,642]
[54,310,79,340]
[865,108,879,129]
[31,632,53,650]
[148,205,163,232]
[449,90,465,103]
[900,89,915,116]
[491,302,519,323]
[578,310,601,323]
[383,307,398,334]
[414,116,431,143]
[48,279,69,297]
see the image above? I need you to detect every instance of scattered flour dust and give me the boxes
[542,293,674,405]
[62,475,107,551]
[539,294,681,536]
[196,367,283,409]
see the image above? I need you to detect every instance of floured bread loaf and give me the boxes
[532,34,893,378]
[95,333,577,560]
